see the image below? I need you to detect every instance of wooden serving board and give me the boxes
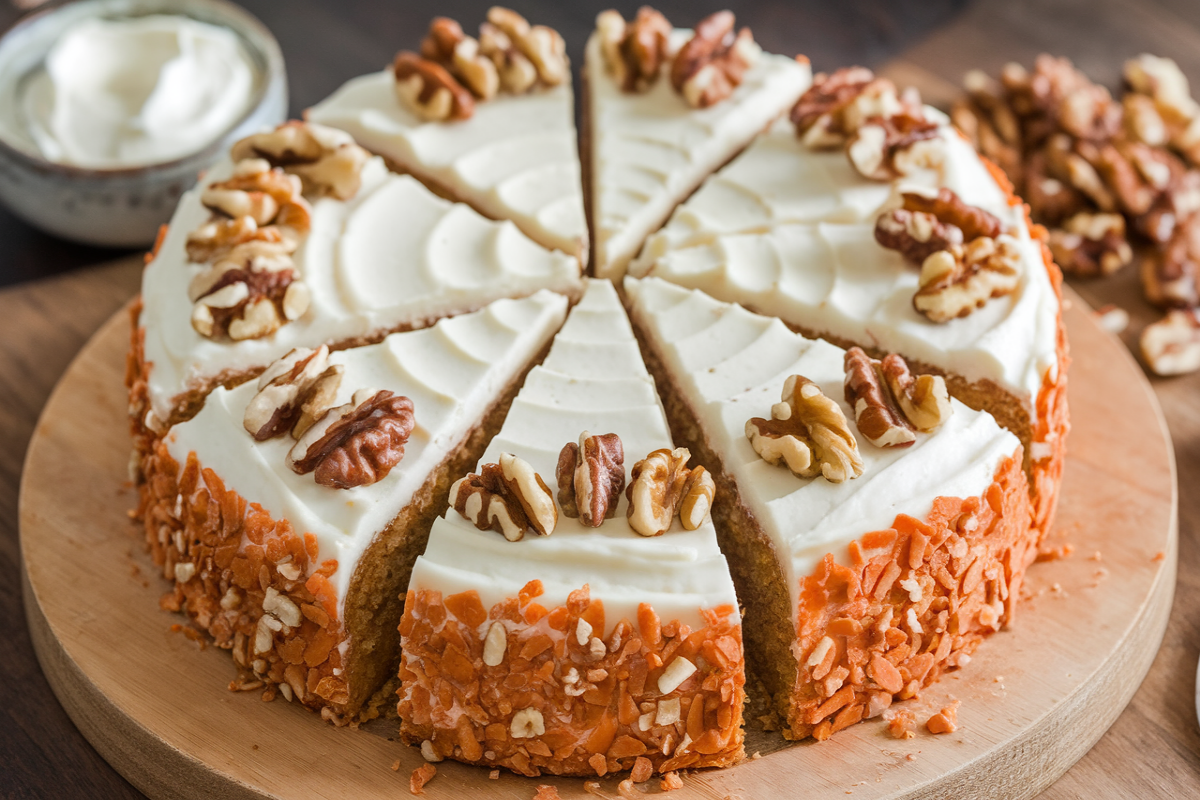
[19,289,1176,800]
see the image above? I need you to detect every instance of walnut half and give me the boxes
[746,375,863,483]
[450,453,557,541]
[557,432,625,527]
[843,347,915,448]
[1141,309,1200,376]
[669,11,761,109]
[875,187,1004,266]
[625,448,715,536]
[287,389,415,489]
[595,7,671,93]
[243,346,343,441]
[913,236,1021,323]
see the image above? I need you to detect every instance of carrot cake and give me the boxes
[136,291,567,720]
[629,68,1068,541]
[306,8,587,262]
[398,279,745,775]
[585,8,811,279]
[133,120,581,435]
[625,276,1037,740]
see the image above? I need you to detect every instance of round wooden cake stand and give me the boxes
[20,289,1176,800]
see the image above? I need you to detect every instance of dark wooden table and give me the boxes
[3,0,1199,797]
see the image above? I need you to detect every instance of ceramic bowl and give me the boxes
[0,0,287,248]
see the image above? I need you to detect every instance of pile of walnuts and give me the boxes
[952,54,1200,375]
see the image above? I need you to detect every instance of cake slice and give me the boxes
[630,70,1068,541]
[137,291,567,721]
[585,8,811,280]
[625,276,1036,741]
[398,280,745,776]
[306,8,586,262]
[131,120,582,436]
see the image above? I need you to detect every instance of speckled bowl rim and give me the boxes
[0,0,285,178]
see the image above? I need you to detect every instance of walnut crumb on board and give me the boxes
[661,772,684,791]
[409,763,436,795]
[390,759,400,771]
[886,708,917,739]
[490,769,500,779]
[533,786,563,800]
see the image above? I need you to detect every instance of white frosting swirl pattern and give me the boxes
[630,115,1060,403]
[587,30,811,280]
[306,70,586,261]
[625,277,1021,617]
[140,156,582,422]
[167,291,568,617]
[411,280,740,630]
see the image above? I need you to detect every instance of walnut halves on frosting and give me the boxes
[844,347,951,448]
[746,375,863,483]
[557,431,625,527]
[394,8,567,121]
[287,389,415,489]
[669,10,760,109]
[625,447,715,536]
[450,453,557,541]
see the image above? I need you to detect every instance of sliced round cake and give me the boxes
[399,279,744,775]
[137,291,566,720]
[626,276,1036,740]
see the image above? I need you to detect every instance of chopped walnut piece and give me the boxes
[746,374,864,483]
[486,7,568,88]
[1093,304,1130,335]
[410,763,437,795]
[557,432,625,526]
[1142,217,1200,307]
[875,188,1002,265]
[926,700,961,734]
[450,453,557,540]
[913,235,1021,323]
[394,51,476,122]
[847,113,942,181]
[595,7,672,93]
[669,11,760,109]
[231,122,370,200]
[843,347,915,448]
[243,346,344,441]
[625,447,714,536]
[1048,212,1132,277]
[510,706,545,739]
[1142,309,1200,375]
[288,389,415,488]
[880,353,951,432]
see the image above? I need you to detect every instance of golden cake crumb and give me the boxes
[887,709,916,740]
[926,700,961,734]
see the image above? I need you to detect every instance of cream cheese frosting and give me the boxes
[625,277,1021,618]
[21,15,256,168]
[410,279,740,630]
[630,113,1061,404]
[306,70,586,261]
[140,154,582,423]
[587,29,811,281]
[165,291,568,618]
